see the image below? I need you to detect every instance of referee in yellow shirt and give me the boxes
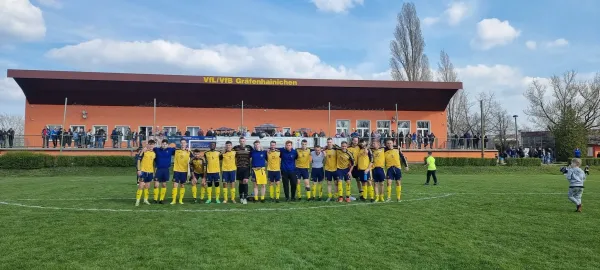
[425,151,438,185]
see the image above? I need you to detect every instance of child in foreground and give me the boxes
[564,158,585,212]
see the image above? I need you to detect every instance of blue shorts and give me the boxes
[337,168,351,181]
[155,168,170,182]
[206,173,220,182]
[311,168,324,182]
[386,167,402,180]
[191,173,204,181]
[222,171,236,183]
[372,167,385,182]
[140,172,154,183]
[325,170,336,181]
[297,168,309,180]
[173,172,187,184]
[356,170,370,182]
[268,171,281,182]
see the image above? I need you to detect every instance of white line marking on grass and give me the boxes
[0,193,454,213]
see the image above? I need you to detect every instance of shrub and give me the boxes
[423,157,497,166]
[0,152,134,170]
[505,158,541,166]
[578,158,600,166]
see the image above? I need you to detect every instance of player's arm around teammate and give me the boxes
[310,146,325,200]
[267,141,282,202]
[335,141,354,203]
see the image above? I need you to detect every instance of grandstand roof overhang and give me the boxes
[8,69,462,111]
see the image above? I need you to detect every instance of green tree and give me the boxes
[550,107,588,161]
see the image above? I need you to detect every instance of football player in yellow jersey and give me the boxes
[189,149,207,204]
[347,137,363,200]
[204,142,222,204]
[135,140,156,206]
[371,141,386,202]
[267,141,282,203]
[221,141,237,204]
[323,138,338,202]
[295,139,312,201]
[171,139,191,205]
[355,139,374,202]
[384,138,409,202]
[336,141,355,203]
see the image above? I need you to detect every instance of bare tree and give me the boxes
[437,50,463,135]
[460,91,496,135]
[0,113,24,135]
[390,2,432,81]
[524,70,600,130]
[490,107,512,151]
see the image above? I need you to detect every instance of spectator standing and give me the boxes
[8,128,15,148]
[574,148,581,158]
[111,128,118,148]
[423,132,429,149]
[428,133,435,149]
[417,133,423,149]
[51,128,58,148]
[0,129,5,148]
[42,127,49,148]
[184,130,190,136]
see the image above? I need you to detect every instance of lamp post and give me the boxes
[512,115,518,147]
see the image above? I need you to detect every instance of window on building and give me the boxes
[376,120,391,135]
[115,125,130,141]
[282,127,292,135]
[139,126,153,139]
[356,120,371,137]
[417,121,430,136]
[92,125,108,134]
[187,126,200,136]
[397,121,410,136]
[70,125,85,133]
[163,126,177,136]
[336,120,349,135]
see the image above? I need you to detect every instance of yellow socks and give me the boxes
[361,188,366,199]
[171,187,178,203]
[153,188,159,201]
[192,186,197,199]
[369,186,374,200]
[261,195,265,200]
[160,188,167,201]
[179,187,185,203]
[319,184,323,197]
[396,186,402,200]
[345,182,351,197]
[223,187,228,201]
[312,183,318,198]
[337,181,343,197]
[270,185,275,199]
[379,194,385,201]
[386,186,392,199]
[200,186,206,200]
[143,188,149,201]
[135,189,142,201]
[215,187,221,200]
[230,188,236,201]
[275,184,281,199]
[306,187,312,199]
[297,183,301,198]
[254,194,259,200]
[207,187,212,200]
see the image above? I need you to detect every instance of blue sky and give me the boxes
[1,0,599,126]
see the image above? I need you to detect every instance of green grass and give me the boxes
[1,168,599,269]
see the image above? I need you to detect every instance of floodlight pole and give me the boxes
[513,115,519,147]
[59,97,68,154]
[328,102,331,137]
[480,99,484,158]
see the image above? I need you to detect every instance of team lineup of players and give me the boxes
[135,136,409,206]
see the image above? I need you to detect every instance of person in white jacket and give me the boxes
[564,158,586,212]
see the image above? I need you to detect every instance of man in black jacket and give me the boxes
[8,128,15,148]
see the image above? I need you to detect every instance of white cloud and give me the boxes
[35,0,62,9]
[0,77,23,102]
[311,0,363,13]
[0,0,46,42]
[423,17,440,26]
[46,39,364,79]
[422,1,470,27]
[471,18,520,50]
[525,40,537,50]
[445,2,469,26]
[546,38,569,48]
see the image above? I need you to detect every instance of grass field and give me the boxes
[1,167,599,269]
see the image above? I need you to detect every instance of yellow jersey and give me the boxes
[371,148,385,168]
[426,156,436,170]
[348,145,360,162]
[336,149,354,170]
[221,150,237,172]
[296,148,311,169]
[190,157,205,174]
[173,149,191,172]
[267,149,281,171]
[204,150,221,173]
[356,148,373,170]
[139,151,156,173]
[384,147,407,169]
[324,148,337,172]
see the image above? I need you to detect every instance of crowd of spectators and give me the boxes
[0,128,16,148]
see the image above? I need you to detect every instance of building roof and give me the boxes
[8,69,462,111]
